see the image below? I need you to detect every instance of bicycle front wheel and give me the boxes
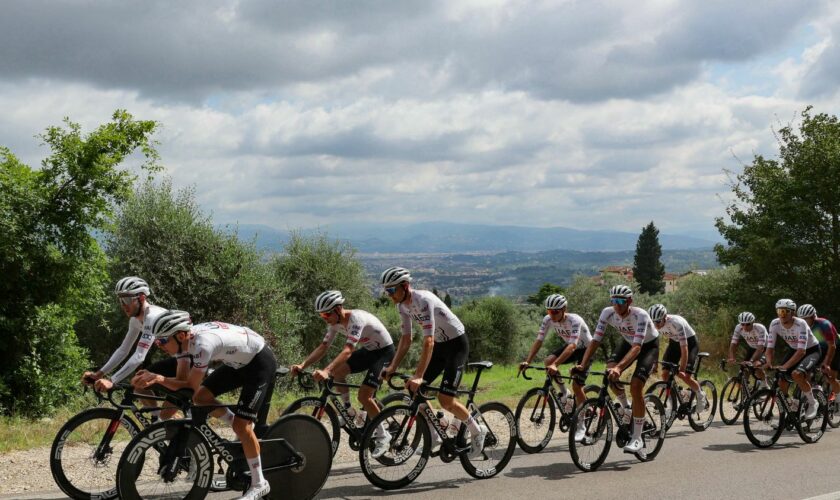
[645,381,678,432]
[461,401,517,479]
[359,405,431,490]
[636,394,666,462]
[264,414,332,500]
[50,407,141,500]
[827,392,840,428]
[514,388,556,453]
[797,390,828,444]
[282,396,341,457]
[718,377,744,425]
[116,420,211,500]
[743,389,784,448]
[688,380,717,431]
[568,398,612,472]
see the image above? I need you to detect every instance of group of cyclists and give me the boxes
[77,267,840,499]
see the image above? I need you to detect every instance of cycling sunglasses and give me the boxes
[610,298,628,305]
[547,309,564,315]
[117,295,139,306]
[384,286,399,296]
[319,310,334,319]
[154,336,170,346]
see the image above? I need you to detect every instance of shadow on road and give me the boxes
[703,441,802,453]
[318,476,473,499]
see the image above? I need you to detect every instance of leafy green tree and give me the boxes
[94,178,302,364]
[443,292,453,308]
[455,297,523,363]
[716,107,840,320]
[633,221,665,295]
[526,282,565,306]
[272,232,373,350]
[0,111,159,415]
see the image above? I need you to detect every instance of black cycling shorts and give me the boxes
[662,336,699,374]
[609,338,659,382]
[549,345,586,365]
[145,356,178,378]
[347,344,395,389]
[781,345,822,374]
[818,342,840,371]
[201,346,277,424]
[423,335,469,397]
[744,346,767,365]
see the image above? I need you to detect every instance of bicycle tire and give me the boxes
[359,404,431,490]
[283,396,341,457]
[827,393,840,428]
[645,381,678,432]
[514,387,556,453]
[50,407,141,500]
[568,398,612,472]
[263,414,332,500]
[797,390,828,444]
[743,389,784,448]
[116,420,212,500]
[636,394,666,462]
[718,377,744,425]
[688,380,717,431]
[461,401,517,479]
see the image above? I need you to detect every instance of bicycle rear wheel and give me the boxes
[688,380,717,431]
[50,407,140,500]
[282,397,341,457]
[359,405,430,490]
[568,398,612,472]
[116,420,211,500]
[797,390,828,444]
[514,388,556,453]
[718,377,744,425]
[264,414,332,500]
[743,389,784,448]
[461,401,516,479]
[636,394,666,462]
[827,392,840,428]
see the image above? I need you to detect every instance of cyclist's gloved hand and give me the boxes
[94,378,114,392]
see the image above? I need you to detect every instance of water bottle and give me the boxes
[436,411,449,434]
[447,418,462,438]
[564,396,575,414]
[355,410,368,428]
[344,403,356,427]
[788,398,800,413]
[618,404,631,426]
[679,388,689,403]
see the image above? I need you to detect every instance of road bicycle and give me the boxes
[569,371,666,472]
[645,354,717,432]
[718,359,764,425]
[742,368,828,448]
[283,370,405,456]
[115,381,332,499]
[50,381,193,500]
[514,365,600,453]
[358,361,517,490]
[812,368,840,428]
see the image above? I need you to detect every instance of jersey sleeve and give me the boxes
[593,308,611,342]
[398,304,412,337]
[109,330,155,384]
[99,321,140,375]
[766,324,777,349]
[536,316,551,342]
[796,323,809,350]
[322,326,338,346]
[566,317,581,346]
[345,321,362,348]
[632,313,649,345]
[415,296,436,338]
[730,327,741,345]
[675,321,688,346]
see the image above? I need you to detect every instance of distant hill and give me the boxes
[225,221,720,254]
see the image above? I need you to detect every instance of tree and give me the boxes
[526,282,565,306]
[0,110,159,415]
[716,107,840,320]
[455,297,523,363]
[443,292,453,308]
[633,221,665,295]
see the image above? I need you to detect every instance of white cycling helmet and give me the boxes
[738,312,756,324]
[648,304,667,322]
[609,284,633,299]
[544,294,568,310]
[380,267,412,287]
[115,276,150,296]
[797,304,817,319]
[315,290,345,312]
[775,298,796,311]
[151,310,192,339]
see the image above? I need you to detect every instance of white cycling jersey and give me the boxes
[182,322,266,370]
[398,289,465,343]
[536,313,592,348]
[767,317,819,350]
[730,323,768,349]
[593,306,658,345]
[656,314,697,346]
[323,309,394,351]
[99,304,166,384]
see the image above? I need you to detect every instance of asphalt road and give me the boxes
[8,419,840,500]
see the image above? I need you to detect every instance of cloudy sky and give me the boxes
[2,0,839,239]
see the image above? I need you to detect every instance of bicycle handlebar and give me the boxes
[518,364,576,382]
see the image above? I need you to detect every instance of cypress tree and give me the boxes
[633,221,665,294]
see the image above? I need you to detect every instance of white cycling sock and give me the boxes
[466,415,482,435]
[805,390,816,406]
[247,456,265,486]
[632,417,644,440]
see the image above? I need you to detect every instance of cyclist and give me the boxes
[133,310,277,500]
[648,304,707,413]
[378,266,488,459]
[576,284,659,453]
[727,312,769,389]
[81,277,172,417]
[797,304,840,401]
[290,290,396,458]
[764,299,822,419]
[519,293,592,441]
